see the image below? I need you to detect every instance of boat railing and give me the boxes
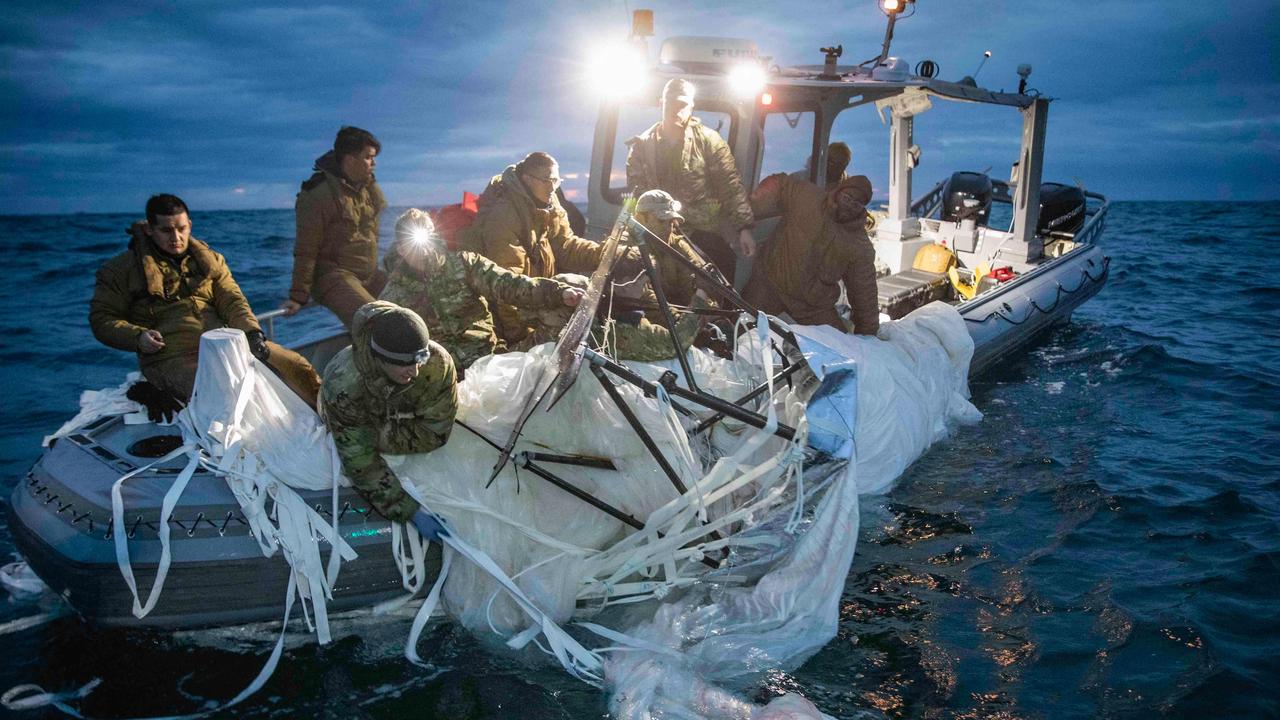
[910,181,946,218]
[256,308,288,341]
[1074,191,1110,247]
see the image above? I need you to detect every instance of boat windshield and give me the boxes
[600,101,736,205]
[758,107,817,182]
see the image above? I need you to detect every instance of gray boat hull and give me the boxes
[6,413,438,629]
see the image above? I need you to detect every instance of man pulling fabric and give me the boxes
[89,194,322,418]
[382,209,584,372]
[320,301,458,539]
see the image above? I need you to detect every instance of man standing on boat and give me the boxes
[320,301,456,538]
[458,151,617,346]
[626,78,756,283]
[89,194,322,415]
[281,126,388,327]
[744,173,880,335]
[383,209,585,372]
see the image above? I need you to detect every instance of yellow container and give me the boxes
[913,243,956,273]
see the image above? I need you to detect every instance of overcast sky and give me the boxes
[2,1,1276,215]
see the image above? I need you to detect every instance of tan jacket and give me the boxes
[90,231,260,380]
[748,173,879,334]
[626,118,754,234]
[289,152,388,304]
[457,165,604,341]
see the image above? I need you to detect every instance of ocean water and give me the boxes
[0,202,1277,719]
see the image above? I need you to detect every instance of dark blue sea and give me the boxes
[0,203,1277,719]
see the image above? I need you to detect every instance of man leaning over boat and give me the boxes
[320,301,457,539]
[744,172,880,335]
[89,194,322,417]
[381,208,585,374]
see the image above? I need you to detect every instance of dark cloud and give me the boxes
[2,0,1277,214]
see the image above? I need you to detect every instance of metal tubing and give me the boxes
[587,349,797,442]
[692,361,806,436]
[523,452,617,471]
[632,229,699,391]
[590,363,690,496]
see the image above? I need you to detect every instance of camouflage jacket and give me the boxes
[625,118,754,234]
[90,231,260,374]
[290,152,388,304]
[320,302,458,522]
[749,173,879,335]
[608,310,702,363]
[456,165,604,342]
[381,246,567,370]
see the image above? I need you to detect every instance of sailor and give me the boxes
[89,194,322,418]
[281,126,389,327]
[382,209,585,372]
[625,78,756,281]
[628,189,707,309]
[457,151,619,347]
[320,301,457,538]
[790,142,853,187]
[744,173,880,335]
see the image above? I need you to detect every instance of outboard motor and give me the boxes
[940,171,993,226]
[1037,183,1087,235]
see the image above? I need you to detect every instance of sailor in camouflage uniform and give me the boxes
[320,301,456,538]
[381,209,584,373]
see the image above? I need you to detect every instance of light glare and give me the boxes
[728,63,767,99]
[586,42,648,100]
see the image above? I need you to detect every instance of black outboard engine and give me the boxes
[1037,183,1087,234]
[940,171,993,226]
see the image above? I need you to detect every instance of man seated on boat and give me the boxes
[626,78,756,281]
[280,126,388,327]
[320,301,456,538]
[381,209,586,373]
[89,194,322,415]
[458,151,633,348]
[790,142,852,187]
[743,173,880,335]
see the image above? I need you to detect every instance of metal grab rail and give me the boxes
[910,180,946,218]
[1075,190,1110,247]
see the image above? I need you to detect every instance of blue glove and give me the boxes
[410,509,448,543]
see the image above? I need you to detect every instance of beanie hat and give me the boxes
[370,309,432,365]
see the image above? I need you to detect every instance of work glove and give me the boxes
[126,380,184,424]
[410,509,449,543]
[245,329,271,363]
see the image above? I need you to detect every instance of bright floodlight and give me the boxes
[586,41,648,100]
[883,0,902,11]
[727,63,767,99]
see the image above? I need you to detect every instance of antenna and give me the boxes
[972,50,992,80]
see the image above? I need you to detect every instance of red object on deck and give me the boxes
[431,191,480,251]
[992,266,1015,282]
